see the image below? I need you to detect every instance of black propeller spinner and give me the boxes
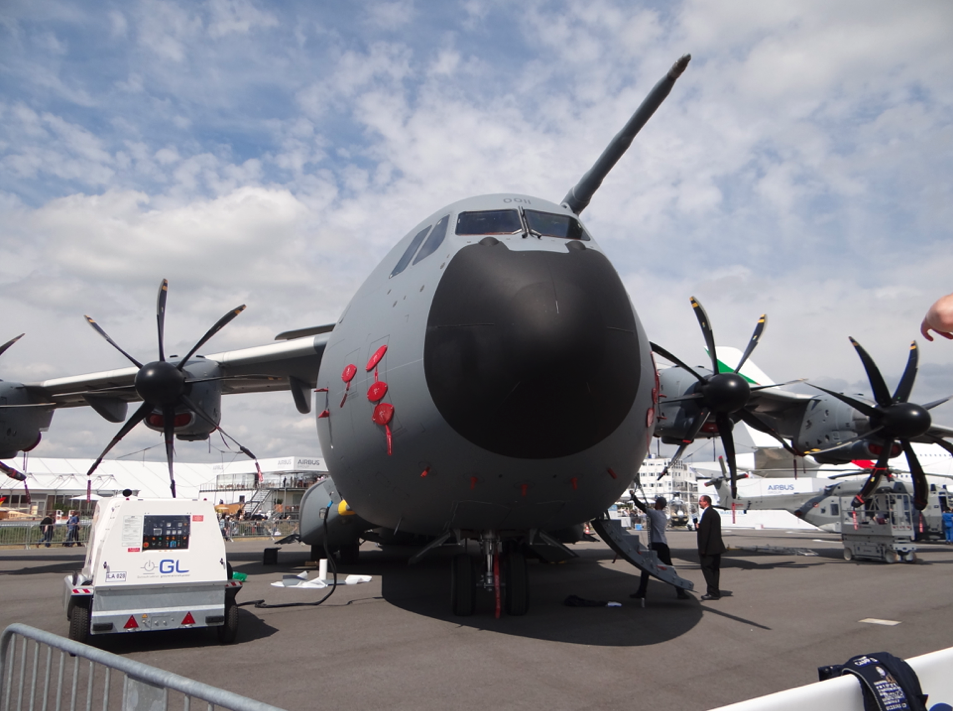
[807,338,953,510]
[652,297,799,499]
[84,279,246,497]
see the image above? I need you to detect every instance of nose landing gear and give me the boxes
[450,530,530,617]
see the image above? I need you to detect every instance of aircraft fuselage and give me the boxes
[315,194,656,537]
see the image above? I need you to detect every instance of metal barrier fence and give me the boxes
[0,523,90,549]
[0,520,300,549]
[1,623,287,711]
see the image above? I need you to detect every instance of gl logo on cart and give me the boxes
[159,559,189,574]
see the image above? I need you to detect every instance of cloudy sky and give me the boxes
[2,0,952,468]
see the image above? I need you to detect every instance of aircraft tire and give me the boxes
[217,600,239,645]
[503,551,529,617]
[338,543,360,565]
[451,554,476,616]
[69,601,90,645]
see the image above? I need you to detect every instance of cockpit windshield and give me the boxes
[524,210,589,240]
[456,210,522,235]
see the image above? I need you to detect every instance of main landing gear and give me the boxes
[451,530,529,617]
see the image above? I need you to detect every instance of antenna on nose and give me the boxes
[562,54,690,215]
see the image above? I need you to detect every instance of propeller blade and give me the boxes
[849,337,892,407]
[738,409,802,456]
[178,305,246,370]
[807,383,879,418]
[749,379,806,392]
[734,314,766,374]
[690,297,719,374]
[650,342,706,384]
[157,279,169,362]
[891,341,919,404]
[925,433,953,458]
[85,316,143,368]
[658,392,704,406]
[804,426,884,456]
[716,413,738,499]
[852,438,893,507]
[658,407,711,479]
[0,333,24,359]
[162,404,177,498]
[86,401,152,478]
[901,440,928,510]
[923,395,953,411]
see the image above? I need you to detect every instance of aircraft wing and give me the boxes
[23,332,331,411]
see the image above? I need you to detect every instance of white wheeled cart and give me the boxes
[63,496,242,645]
[840,492,917,564]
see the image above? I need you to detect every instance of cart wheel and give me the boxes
[843,548,853,561]
[885,550,899,564]
[217,601,239,645]
[69,602,90,645]
[905,552,917,563]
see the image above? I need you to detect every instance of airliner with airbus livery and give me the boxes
[2,54,952,615]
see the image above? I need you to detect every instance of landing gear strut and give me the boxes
[449,530,530,617]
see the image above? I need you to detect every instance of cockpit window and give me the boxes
[413,214,450,265]
[455,210,522,235]
[524,210,589,240]
[390,224,432,278]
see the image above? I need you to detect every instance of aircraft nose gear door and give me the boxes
[450,531,530,618]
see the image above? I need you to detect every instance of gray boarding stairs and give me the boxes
[590,513,694,593]
[1,623,286,711]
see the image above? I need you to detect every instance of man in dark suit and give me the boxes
[696,495,726,600]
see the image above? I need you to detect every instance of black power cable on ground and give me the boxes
[237,502,341,609]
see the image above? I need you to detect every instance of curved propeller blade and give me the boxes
[852,438,894,507]
[162,404,177,498]
[923,395,953,411]
[178,304,246,370]
[690,297,719,374]
[734,314,766,374]
[804,426,884,457]
[658,407,711,479]
[738,409,802,456]
[86,401,153,478]
[0,333,24,359]
[849,337,891,407]
[807,383,879,418]
[157,279,169,363]
[716,413,739,499]
[901,440,928,510]
[925,433,953,457]
[650,342,706,384]
[85,316,143,368]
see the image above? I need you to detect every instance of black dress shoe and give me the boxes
[700,594,720,601]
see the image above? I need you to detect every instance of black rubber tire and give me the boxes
[503,551,529,616]
[69,602,90,645]
[451,554,476,616]
[226,562,234,580]
[217,601,239,645]
[338,543,360,565]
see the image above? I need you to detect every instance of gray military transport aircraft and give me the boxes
[3,53,953,616]
[0,55,695,616]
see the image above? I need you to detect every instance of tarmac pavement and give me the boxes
[2,528,952,710]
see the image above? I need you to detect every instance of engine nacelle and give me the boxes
[0,380,53,459]
[793,394,869,464]
[654,365,719,441]
[299,478,372,552]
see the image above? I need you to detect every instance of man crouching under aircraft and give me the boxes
[630,496,691,600]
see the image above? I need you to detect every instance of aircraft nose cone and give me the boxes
[424,240,641,458]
